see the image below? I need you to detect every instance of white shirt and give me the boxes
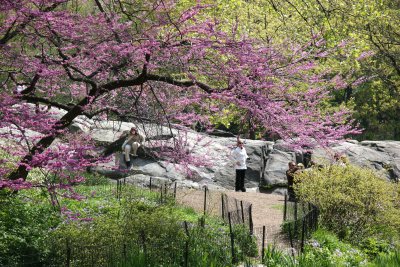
[16,85,27,93]
[231,146,248,170]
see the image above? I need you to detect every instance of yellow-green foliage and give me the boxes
[294,164,400,241]
[0,148,17,174]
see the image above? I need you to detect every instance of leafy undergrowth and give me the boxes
[263,229,400,267]
[0,174,256,266]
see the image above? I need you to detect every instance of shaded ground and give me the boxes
[176,189,289,251]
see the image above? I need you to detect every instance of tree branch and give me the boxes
[367,24,400,76]
[146,74,214,93]
[20,95,70,111]
[0,1,64,45]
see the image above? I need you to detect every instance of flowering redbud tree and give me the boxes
[0,0,360,191]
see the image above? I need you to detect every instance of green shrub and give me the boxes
[1,180,258,266]
[263,244,295,267]
[373,249,400,267]
[360,237,393,259]
[299,229,367,266]
[294,164,400,242]
[233,224,258,258]
[0,194,61,266]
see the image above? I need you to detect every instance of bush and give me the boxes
[1,180,258,266]
[0,194,61,266]
[373,249,400,266]
[262,244,295,267]
[299,229,367,266]
[294,164,400,242]
[360,237,393,259]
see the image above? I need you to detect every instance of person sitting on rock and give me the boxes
[122,127,144,168]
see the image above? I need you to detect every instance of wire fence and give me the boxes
[6,178,318,266]
[6,179,261,267]
[221,193,253,234]
[282,194,319,254]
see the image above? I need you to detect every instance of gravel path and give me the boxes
[176,189,289,250]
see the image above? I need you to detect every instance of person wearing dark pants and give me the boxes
[235,169,246,192]
[286,161,298,201]
[232,139,248,192]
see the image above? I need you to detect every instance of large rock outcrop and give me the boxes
[89,121,400,189]
[2,106,400,190]
[91,120,268,190]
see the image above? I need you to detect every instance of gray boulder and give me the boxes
[260,140,400,187]
[6,106,400,189]
[86,119,400,189]
[263,150,295,186]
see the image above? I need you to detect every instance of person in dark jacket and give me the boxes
[286,161,298,201]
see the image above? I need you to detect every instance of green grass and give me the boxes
[271,204,284,211]
[1,175,260,266]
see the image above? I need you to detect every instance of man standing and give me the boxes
[232,139,248,192]
[122,127,144,168]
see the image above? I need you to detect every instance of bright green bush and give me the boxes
[294,164,400,242]
[0,194,61,266]
[1,177,257,266]
[299,229,368,267]
[372,249,400,267]
[360,237,394,259]
[262,244,296,267]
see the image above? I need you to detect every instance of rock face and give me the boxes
[54,109,400,188]
[2,106,400,190]
[314,140,400,181]
[100,134,400,190]
[96,127,268,190]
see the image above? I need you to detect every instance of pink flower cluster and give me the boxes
[0,0,361,191]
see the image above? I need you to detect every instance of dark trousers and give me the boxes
[287,186,296,202]
[235,169,246,192]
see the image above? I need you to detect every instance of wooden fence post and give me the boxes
[283,194,287,221]
[221,194,225,221]
[184,221,189,267]
[174,182,177,199]
[160,185,163,203]
[228,212,236,264]
[149,177,152,191]
[294,201,298,237]
[240,201,245,224]
[66,238,71,267]
[203,186,207,215]
[261,225,266,263]
[249,204,253,235]
[288,223,295,257]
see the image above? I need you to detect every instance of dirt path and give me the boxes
[176,189,289,250]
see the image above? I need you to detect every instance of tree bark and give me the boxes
[7,97,90,180]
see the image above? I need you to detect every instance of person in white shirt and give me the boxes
[231,139,248,192]
[16,84,27,93]
[121,127,144,168]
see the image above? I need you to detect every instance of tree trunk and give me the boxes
[7,99,88,181]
